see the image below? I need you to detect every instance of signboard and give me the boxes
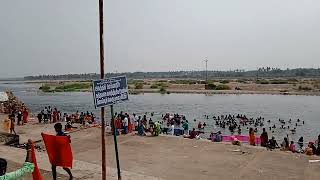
[92,76,128,108]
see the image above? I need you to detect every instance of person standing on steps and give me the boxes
[51,123,73,180]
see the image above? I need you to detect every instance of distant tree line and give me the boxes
[24,68,320,80]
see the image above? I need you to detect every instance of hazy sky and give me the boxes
[0,0,320,77]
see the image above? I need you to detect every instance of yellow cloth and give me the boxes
[249,132,256,145]
[2,118,11,133]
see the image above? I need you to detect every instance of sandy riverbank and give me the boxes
[31,78,320,96]
[1,113,320,180]
[129,88,320,96]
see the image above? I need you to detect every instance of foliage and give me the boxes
[313,82,320,89]
[287,78,299,82]
[169,79,206,84]
[298,86,312,91]
[55,83,91,91]
[39,85,52,92]
[159,87,167,94]
[150,84,158,89]
[39,82,92,92]
[219,80,230,84]
[155,82,169,88]
[135,83,144,89]
[215,84,231,90]
[269,79,289,84]
[25,68,320,81]
[158,80,168,83]
[236,79,248,83]
[205,83,230,90]
[128,79,144,84]
[256,80,269,84]
[205,83,217,90]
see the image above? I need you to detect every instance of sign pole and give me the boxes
[92,76,128,179]
[110,105,121,180]
[98,0,106,179]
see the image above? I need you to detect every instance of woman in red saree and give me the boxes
[22,108,29,124]
[52,110,57,123]
[249,128,256,146]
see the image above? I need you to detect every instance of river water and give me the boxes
[0,81,319,142]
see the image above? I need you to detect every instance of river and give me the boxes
[0,81,319,142]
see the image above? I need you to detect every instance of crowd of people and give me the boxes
[113,112,161,136]
[2,104,98,135]
[1,107,320,179]
[36,106,96,127]
[2,104,29,134]
[250,127,320,155]
[121,111,320,156]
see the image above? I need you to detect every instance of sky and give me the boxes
[0,0,320,77]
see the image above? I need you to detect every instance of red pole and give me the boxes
[98,0,106,179]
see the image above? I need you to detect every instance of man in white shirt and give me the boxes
[123,116,129,134]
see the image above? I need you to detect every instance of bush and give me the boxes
[314,83,320,89]
[256,80,269,84]
[39,85,50,91]
[150,84,158,89]
[128,79,144,84]
[269,80,288,84]
[236,79,247,83]
[54,89,64,92]
[205,83,217,90]
[288,78,299,82]
[159,87,167,94]
[53,83,91,92]
[155,82,169,88]
[298,86,312,91]
[169,80,197,84]
[215,84,231,90]
[220,80,230,84]
[55,83,91,90]
[158,80,168,83]
[135,83,144,89]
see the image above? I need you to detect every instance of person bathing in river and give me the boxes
[249,128,256,146]
[198,122,203,129]
[182,120,189,135]
[209,131,222,142]
[280,137,289,151]
[260,128,268,147]
[267,136,279,150]
[289,141,296,153]
[183,128,198,139]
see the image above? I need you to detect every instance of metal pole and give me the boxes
[98,0,106,179]
[205,59,208,82]
[111,105,121,180]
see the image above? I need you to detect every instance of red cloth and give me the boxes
[31,143,43,180]
[115,119,121,129]
[41,133,73,168]
[128,122,133,133]
[23,110,29,123]
[52,112,57,123]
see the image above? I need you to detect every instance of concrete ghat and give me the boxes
[0,145,162,180]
